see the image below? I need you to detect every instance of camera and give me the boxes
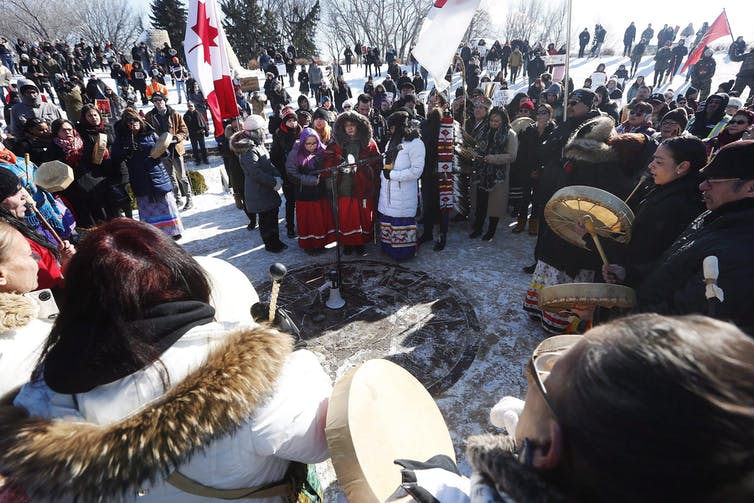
[23,289,59,321]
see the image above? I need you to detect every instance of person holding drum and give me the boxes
[77,104,132,220]
[602,136,707,288]
[470,314,754,502]
[110,109,184,240]
[2,219,332,501]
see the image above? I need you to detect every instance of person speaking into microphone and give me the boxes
[321,111,381,256]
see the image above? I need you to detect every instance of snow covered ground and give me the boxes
[14,49,744,495]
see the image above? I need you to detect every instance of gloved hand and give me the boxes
[392,456,470,503]
[273,177,283,191]
[382,169,391,180]
[490,396,525,434]
[250,302,305,349]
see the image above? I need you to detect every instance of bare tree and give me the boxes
[502,0,567,47]
[463,6,496,43]
[0,0,77,42]
[320,0,430,62]
[540,0,568,47]
[75,0,143,54]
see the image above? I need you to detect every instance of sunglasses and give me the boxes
[536,109,550,115]
[729,119,749,126]
[525,334,582,422]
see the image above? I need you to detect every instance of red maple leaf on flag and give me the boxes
[188,0,218,64]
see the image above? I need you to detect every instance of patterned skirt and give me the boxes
[523,260,595,334]
[136,192,184,237]
[379,212,418,260]
[296,199,336,248]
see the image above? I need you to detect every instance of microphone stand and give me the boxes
[310,148,395,309]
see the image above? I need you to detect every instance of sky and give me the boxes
[137,0,753,55]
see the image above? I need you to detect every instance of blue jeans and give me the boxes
[175,80,186,103]
[2,55,14,74]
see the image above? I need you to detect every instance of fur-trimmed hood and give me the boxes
[333,111,373,149]
[466,434,569,503]
[0,293,37,332]
[229,129,255,155]
[0,325,293,502]
[563,115,616,163]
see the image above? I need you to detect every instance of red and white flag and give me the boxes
[412,0,482,92]
[184,0,237,134]
[681,10,732,74]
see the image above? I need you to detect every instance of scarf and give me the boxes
[52,134,84,168]
[44,301,216,394]
[438,113,455,211]
[474,122,510,191]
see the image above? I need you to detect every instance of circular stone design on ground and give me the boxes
[257,259,481,394]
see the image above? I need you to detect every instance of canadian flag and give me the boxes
[681,10,732,74]
[412,0,482,92]
[184,0,238,134]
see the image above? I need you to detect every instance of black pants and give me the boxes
[282,181,296,233]
[623,43,632,57]
[189,134,208,162]
[257,208,281,247]
[578,44,587,58]
[473,186,489,231]
[510,66,520,84]
[421,178,449,236]
[516,172,539,218]
[630,59,640,77]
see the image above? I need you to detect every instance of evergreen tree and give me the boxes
[286,0,320,59]
[150,0,188,52]
[220,0,280,67]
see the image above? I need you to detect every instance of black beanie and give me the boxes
[0,168,21,201]
[660,107,689,130]
[570,88,596,107]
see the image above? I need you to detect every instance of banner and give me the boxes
[681,10,732,74]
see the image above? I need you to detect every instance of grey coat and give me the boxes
[231,131,281,213]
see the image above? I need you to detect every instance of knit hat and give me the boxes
[648,93,665,104]
[320,95,331,105]
[519,99,535,111]
[701,140,754,180]
[280,106,296,120]
[472,95,493,109]
[242,114,266,131]
[727,97,743,110]
[546,83,561,96]
[569,88,595,106]
[0,168,22,201]
[312,107,329,121]
[660,107,688,130]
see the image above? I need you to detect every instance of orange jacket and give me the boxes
[145,82,169,100]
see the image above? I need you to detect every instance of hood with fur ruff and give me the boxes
[0,325,292,502]
[332,111,373,149]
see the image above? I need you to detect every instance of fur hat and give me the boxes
[242,114,266,131]
[0,167,21,201]
[727,97,743,110]
[660,107,689,129]
[701,140,754,180]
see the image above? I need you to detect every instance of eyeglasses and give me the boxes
[536,109,550,115]
[525,334,582,422]
[729,119,749,126]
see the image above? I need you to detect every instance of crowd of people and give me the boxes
[1,22,754,502]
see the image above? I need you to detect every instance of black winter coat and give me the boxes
[637,199,754,336]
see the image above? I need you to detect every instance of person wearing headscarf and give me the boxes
[285,128,335,255]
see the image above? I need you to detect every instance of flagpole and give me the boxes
[563,0,573,122]
[723,8,734,43]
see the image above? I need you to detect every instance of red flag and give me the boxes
[681,10,732,74]
[184,0,237,134]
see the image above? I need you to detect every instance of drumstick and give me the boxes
[268,262,287,322]
[582,215,609,267]
[27,204,64,247]
[624,173,649,204]
[24,153,30,184]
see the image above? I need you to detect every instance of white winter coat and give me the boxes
[378,137,425,218]
[13,321,332,503]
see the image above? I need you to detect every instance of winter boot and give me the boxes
[481,217,499,241]
[233,193,244,210]
[528,215,539,236]
[181,196,194,211]
[512,215,527,233]
[433,234,446,252]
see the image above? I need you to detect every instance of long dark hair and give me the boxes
[552,314,754,502]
